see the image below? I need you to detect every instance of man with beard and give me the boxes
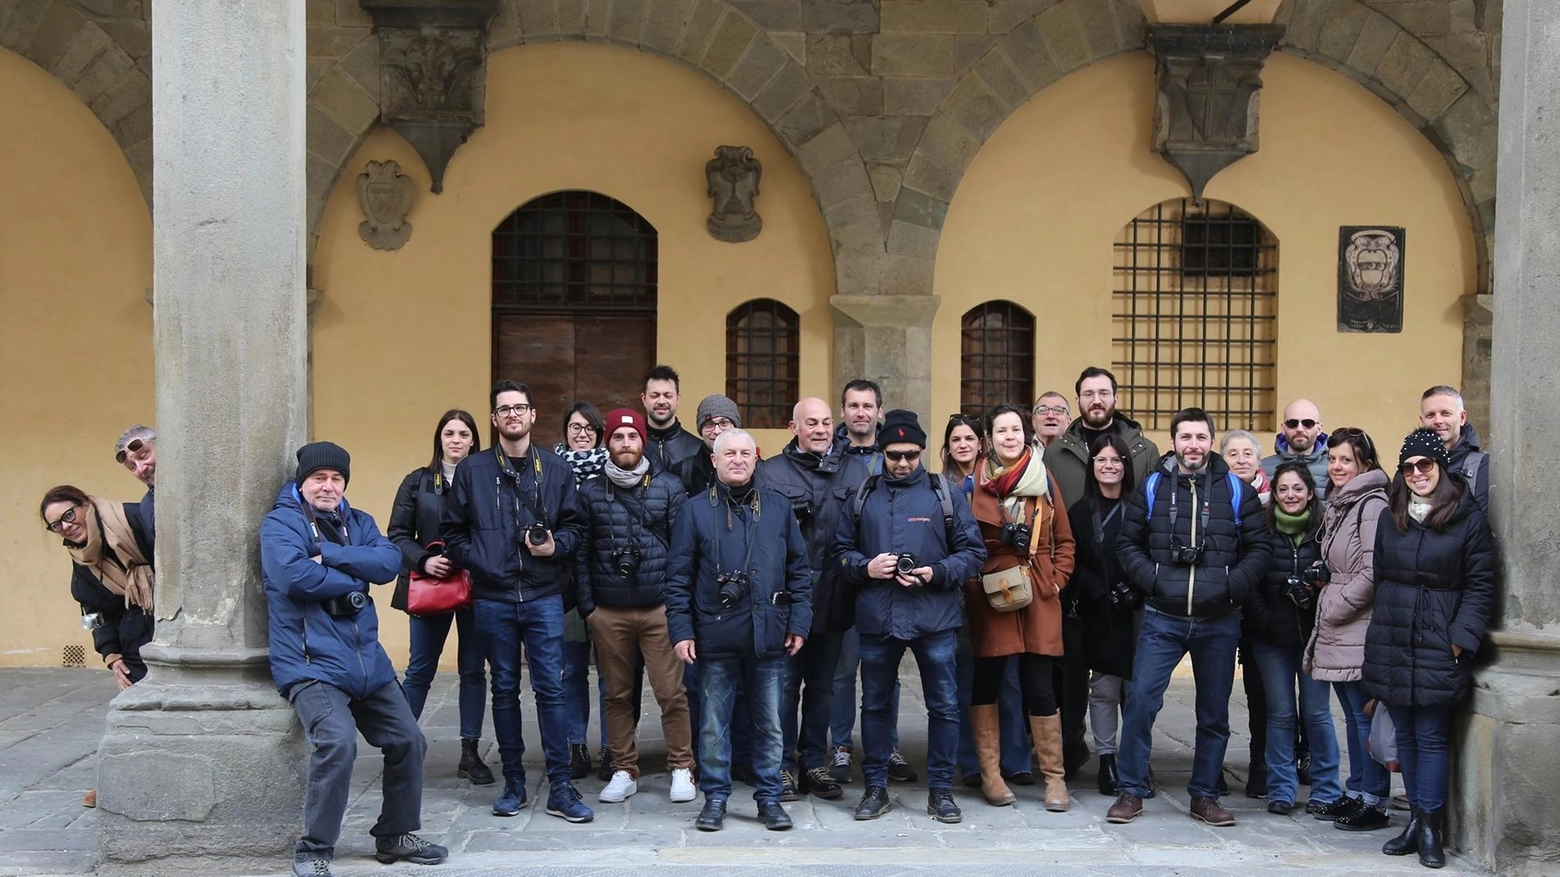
[1260,399,1330,499]
[114,425,158,548]
[1046,367,1159,507]
[1031,392,1071,448]
[642,365,703,473]
[756,397,869,801]
[1106,408,1270,827]
[441,381,592,823]
[665,429,812,832]
[1419,385,1489,512]
[575,409,696,805]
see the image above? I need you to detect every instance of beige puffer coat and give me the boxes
[1304,468,1390,681]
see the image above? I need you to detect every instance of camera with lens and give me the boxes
[81,612,105,631]
[1301,562,1330,585]
[322,590,368,617]
[526,522,550,546]
[1171,539,1205,565]
[716,571,749,610]
[790,498,815,521]
[999,521,1032,553]
[1284,575,1316,611]
[895,553,919,576]
[1108,580,1142,610]
[611,545,641,578]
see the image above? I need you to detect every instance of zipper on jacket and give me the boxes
[302,613,311,664]
[354,615,368,687]
[1187,477,1198,616]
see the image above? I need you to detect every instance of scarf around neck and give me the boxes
[65,496,154,611]
[981,447,1050,521]
[555,445,608,484]
[605,455,650,488]
[1272,505,1311,540]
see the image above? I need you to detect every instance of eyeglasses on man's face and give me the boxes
[884,449,921,463]
[46,505,79,533]
[494,404,534,417]
[1033,405,1069,416]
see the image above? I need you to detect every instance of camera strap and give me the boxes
[607,477,669,548]
[496,447,547,528]
[1092,497,1121,544]
[713,502,760,582]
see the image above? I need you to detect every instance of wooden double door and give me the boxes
[492,311,656,449]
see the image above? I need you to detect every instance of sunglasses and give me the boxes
[1399,458,1439,476]
[1283,418,1319,429]
[884,449,921,463]
[46,505,80,533]
[116,437,148,464]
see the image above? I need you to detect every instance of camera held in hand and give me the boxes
[1108,580,1142,610]
[1284,575,1316,611]
[1301,561,1330,585]
[612,545,641,578]
[322,590,368,617]
[716,571,748,610]
[526,522,550,547]
[999,521,1032,553]
[895,553,919,576]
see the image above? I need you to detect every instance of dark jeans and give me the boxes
[1248,640,1343,805]
[1388,703,1453,813]
[1058,612,1090,754]
[1333,679,1391,805]
[402,606,486,740]
[830,627,899,751]
[860,629,959,789]
[698,654,786,802]
[782,630,844,773]
[473,595,571,786]
[289,680,425,860]
[956,652,1030,777]
[685,660,752,766]
[1117,608,1241,799]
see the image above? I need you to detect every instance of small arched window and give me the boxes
[960,301,1035,417]
[726,299,799,430]
[492,190,657,312]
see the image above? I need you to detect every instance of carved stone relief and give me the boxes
[706,146,763,243]
[357,159,415,250]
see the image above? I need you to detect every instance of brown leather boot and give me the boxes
[1106,791,1143,823]
[970,705,1015,806]
[1190,795,1237,826]
[1030,713,1070,812]
[82,789,97,808]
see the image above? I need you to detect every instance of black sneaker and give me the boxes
[779,770,799,802]
[1334,802,1390,831]
[597,750,614,782]
[374,832,448,865]
[887,749,918,783]
[926,788,962,824]
[801,766,844,800]
[829,746,854,783]
[1297,754,1312,786]
[1308,797,1359,822]
[853,785,892,820]
[569,743,591,781]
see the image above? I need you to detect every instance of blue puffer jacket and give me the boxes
[664,482,813,660]
[832,466,986,640]
[259,483,402,699]
[440,445,584,603]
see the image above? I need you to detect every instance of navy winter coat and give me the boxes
[1363,484,1496,708]
[664,482,813,660]
[259,483,402,699]
[574,470,687,614]
[832,466,986,640]
[756,439,870,633]
[1116,453,1271,619]
[1245,513,1325,650]
[440,445,584,603]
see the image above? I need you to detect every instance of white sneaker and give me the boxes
[599,770,638,803]
[669,767,697,803]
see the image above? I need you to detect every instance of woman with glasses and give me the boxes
[1244,461,1343,816]
[966,403,1077,811]
[1221,430,1271,508]
[1305,427,1392,829]
[40,484,155,807]
[1363,429,1494,869]
[1066,433,1140,797]
[388,409,493,785]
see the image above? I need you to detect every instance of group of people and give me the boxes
[40,368,1494,875]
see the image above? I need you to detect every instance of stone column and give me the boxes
[1458,1,1560,872]
[96,2,310,873]
[831,294,940,420]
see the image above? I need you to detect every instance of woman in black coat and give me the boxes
[1363,429,1495,869]
[1067,432,1138,796]
[388,409,492,784]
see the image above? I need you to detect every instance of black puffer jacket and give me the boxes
[1067,494,1136,679]
[387,467,451,612]
[648,422,704,474]
[675,449,717,497]
[1363,484,1496,708]
[574,470,687,614]
[1245,511,1324,650]
[1117,453,1271,619]
[756,439,870,633]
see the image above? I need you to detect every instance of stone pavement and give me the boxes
[0,664,1484,877]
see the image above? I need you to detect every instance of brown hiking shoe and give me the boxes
[1106,792,1143,824]
[1191,796,1236,826]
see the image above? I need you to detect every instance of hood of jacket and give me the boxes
[1270,431,1330,461]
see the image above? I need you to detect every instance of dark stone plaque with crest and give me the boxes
[1338,226,1406,333]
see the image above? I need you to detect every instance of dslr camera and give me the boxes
[1108,580,1142,610]
[1301,562,1330,585]
[895,553,919,576]
[1284,575,1316,611]
[790,498,815,522]
[526,521,550,547]
[322,590,368,618]
[716,571,748,610]
[999,521,1032,553]
[611,545,641,578]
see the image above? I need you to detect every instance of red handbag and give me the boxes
[407,543,472,616]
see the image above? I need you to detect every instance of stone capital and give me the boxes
[830,293,941,330]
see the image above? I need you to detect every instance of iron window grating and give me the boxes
[960,301,1035,418]
[726,299,799,430]
[62,645,85,667]
[492,191,657,313]
[1112,199,1278,433]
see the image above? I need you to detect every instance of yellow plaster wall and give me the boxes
[933,51,1475,457]
[0,49,153,668]
[311,42,837,665]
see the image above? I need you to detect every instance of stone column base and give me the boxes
[96,647,306,876]
[1453,630,1560,875]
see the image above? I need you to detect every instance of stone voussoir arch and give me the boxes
[305,0,878,298]
[0,0,153,203]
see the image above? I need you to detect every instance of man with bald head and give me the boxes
[757,397,870,801]
[1260,399,1330,498]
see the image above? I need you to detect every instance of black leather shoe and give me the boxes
[1417,810,1446,869]
[1002,769,1036,786]
[568,743,591,781]
[853,785,892,820]
[757,799,793,830]
[458,738,495,786]
[926,788,962,823]
[694,798,727,832]
[1267,800,1293,815]
[1383,807,1422,856]
[1097,754,1119,797]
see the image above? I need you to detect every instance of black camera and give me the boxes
[1284,575,1315,611]
[526,522,550,546]
[1171,539,1205,565]
[716,572,748,609]
[790,498,815,521]
[895,554,919,575]
[322,590,368,617]
[1301,562,1330,585]
[1108,580,1142,610]
[612,546,641,578]
[999,522,1032,553]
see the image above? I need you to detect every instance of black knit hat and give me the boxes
[295,441,351,486]
[878,409,927,449]
[1398,427,1450,471]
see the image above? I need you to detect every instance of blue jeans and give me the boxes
[1248,640,1342,806]
[686,660,751,766]
[956,652,1032,777]
[830,627,899,751]
[1117,608,1241,798]
[698,655,785,802]
[859,629,959,789]
[402,606,486,740]
[473,596,571,786]
[782,630,843,773]
[1388,703,1453,813]
[1333,680,1391,805]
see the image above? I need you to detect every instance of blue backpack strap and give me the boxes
[1227,471,1244,528]
[1143,471,1162,522]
